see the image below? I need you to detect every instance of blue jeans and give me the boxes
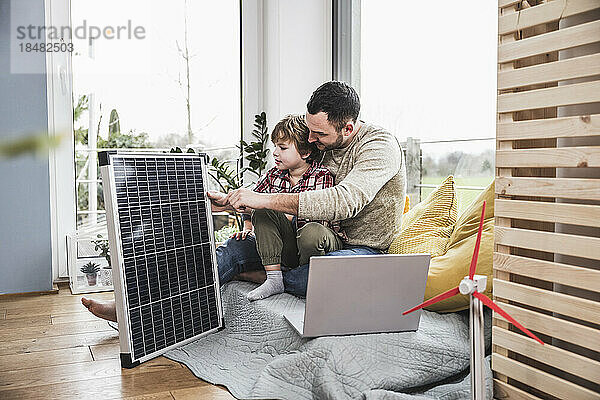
[216,235,382,297]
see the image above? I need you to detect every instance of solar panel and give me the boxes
[99,151,223,368]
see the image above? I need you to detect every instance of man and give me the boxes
[209,81,406,297]
[82,81,405,320]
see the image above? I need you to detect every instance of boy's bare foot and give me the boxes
[81,297,118,322]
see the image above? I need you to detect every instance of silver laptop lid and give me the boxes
[303,254,430,337]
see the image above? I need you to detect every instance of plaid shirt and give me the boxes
[243,161,345,239]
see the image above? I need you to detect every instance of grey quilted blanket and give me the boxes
[165,281,492,400]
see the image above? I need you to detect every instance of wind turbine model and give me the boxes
[403,201,544,400]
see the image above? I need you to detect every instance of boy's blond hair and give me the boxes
[271,114,321,163]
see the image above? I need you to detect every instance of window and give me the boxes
[359,1,497,210]
[71,0,241,226]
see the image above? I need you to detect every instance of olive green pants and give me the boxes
[251,209,344,268]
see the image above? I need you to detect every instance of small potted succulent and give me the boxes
[81,262,101,286]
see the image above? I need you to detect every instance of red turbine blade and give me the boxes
[469,201,486,279]
[403,287,460,315]
[473,292,544,345]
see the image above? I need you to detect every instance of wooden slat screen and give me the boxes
[494,1,600,399]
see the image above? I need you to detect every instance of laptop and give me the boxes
[283,253,430,337]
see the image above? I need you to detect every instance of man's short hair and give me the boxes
[307,81,360,132]
[271,114,322,163]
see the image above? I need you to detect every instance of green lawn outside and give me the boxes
[420,176,493,214]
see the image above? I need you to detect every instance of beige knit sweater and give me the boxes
[298,122,406,250]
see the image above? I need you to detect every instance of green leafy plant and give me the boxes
[80,261,100,275]
[208,157,241,193]
[214,225,239,243]
[239,111,269,178]
[92,234,111,267]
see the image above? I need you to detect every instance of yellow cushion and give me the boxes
[388,176,457,257]
[423,180,494,312]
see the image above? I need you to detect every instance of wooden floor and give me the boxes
[0,284,236,400]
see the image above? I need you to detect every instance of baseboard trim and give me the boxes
[0,283,60,297]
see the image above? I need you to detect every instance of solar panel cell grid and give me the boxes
[104,154,221,364]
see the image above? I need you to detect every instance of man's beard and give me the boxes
[319,132,344,151]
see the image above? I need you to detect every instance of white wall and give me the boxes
[241,0,331,175]
[260,0,332,137]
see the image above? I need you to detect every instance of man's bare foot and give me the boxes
[81,297,118,322]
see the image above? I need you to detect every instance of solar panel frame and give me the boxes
[99,151,223,368]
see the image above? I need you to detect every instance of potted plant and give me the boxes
[92,234,113,286]
[92,234,111,267]
[81,262,100,286]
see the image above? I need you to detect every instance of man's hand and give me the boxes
[227,188,270,212]
[207,191,235,212]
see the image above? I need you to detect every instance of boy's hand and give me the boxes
[230,229,254,241]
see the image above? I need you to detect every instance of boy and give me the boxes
[231,114,345,301]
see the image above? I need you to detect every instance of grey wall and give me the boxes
[0,0,53,293]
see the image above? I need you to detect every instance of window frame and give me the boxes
[332,0,361,92]
[45,0,76,281]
